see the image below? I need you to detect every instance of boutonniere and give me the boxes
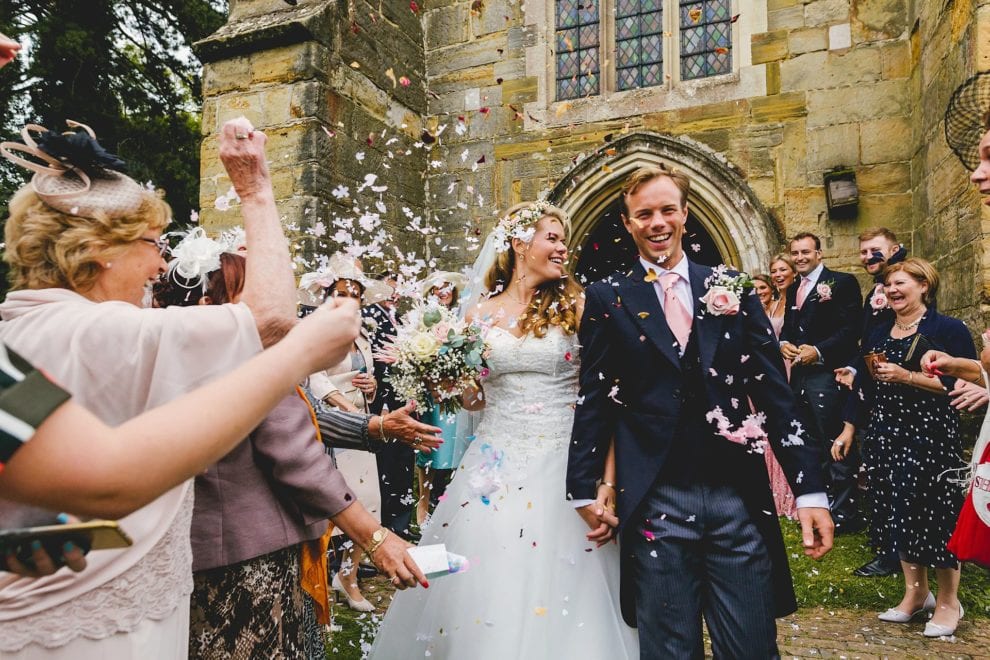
[815,280,835,301]
[869,289,888,311]
[700,265,753,316]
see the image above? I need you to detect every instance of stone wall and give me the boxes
[196,0,990,325]
[196,0,429,272]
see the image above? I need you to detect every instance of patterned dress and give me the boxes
[863,334,964,567]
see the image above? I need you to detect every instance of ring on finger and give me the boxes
[234,132,248,140]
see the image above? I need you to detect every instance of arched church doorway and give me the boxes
[573,197,724,286]
[547,132,780,284]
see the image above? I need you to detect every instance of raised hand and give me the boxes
[218,117,271,202]
[380,400,444,449]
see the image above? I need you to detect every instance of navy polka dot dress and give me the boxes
[863,334,964,568]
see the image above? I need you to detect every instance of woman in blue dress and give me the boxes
[415,271,467,525]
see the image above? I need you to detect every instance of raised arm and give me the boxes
[218,117,298,346]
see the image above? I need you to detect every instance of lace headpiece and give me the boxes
[0,120,147,220]
[944,72,990,171]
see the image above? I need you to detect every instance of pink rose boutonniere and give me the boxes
[869,291,888,311]
[700,265,753,317]
[816,282,833,301]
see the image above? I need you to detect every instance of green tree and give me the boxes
[0,0,226,223]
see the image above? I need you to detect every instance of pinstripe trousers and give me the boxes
[623,480,780,659]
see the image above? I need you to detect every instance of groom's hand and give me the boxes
[797,507,834,560]
[577,503,619,546]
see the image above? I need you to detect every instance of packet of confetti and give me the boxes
[407,544,470,579]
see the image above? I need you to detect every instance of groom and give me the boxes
[568,166,833,658]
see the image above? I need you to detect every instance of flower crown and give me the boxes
[491,200,551,253]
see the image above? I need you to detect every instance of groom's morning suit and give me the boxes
[567,258,825,658]
[779,264,863,527]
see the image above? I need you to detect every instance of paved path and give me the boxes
[774,607,990,659]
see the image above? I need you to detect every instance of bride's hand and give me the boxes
[591,483,618,547]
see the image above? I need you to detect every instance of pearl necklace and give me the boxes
[894,312,924,331]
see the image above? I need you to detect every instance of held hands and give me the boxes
[833,367,854,390]
[218,117,271,202]
[796,507,834,560]
[577,484,620,548]
[381,401,444,450]
[369,532,428,590]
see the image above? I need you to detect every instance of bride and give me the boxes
[370,202,638,659]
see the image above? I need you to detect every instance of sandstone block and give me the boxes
[779,48,881,92]
[768,6,805,31]
[425,3,470,50]
[788,27,828,55]
[752,30,789,65]
[856,162,911,194]
[806,79,909,127]
[851,0,910,41]
[784,187,828,224]
[805,122,859,173]
[859,116,912,164]
[429,32,508,76]
[502,76,538,104]
[880,40,912,79]
[804,0,850,28]
[750,92,807,123]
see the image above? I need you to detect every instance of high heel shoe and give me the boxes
[877,591,936,622]
[924,603,963,638]
[332,572,375,612]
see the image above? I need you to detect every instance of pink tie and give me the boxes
[659,271,692,349]
[796,277,813,310]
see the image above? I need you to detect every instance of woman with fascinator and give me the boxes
[0,118,423,657]
[370,203,638,659]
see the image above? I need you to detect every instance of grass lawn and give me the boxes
[324,521,990,659]
[779,518,990,618]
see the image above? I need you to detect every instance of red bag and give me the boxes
[947,422,990,568]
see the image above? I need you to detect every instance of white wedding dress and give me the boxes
[370,326,638,659]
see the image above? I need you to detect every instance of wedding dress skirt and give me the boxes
[370,327,638,659]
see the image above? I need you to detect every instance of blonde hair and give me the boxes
[4,186,171,291]
[883,256,939,305]
[485,202,583,337]
[769,252,797,276]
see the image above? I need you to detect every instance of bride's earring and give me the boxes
[104,262,113,269]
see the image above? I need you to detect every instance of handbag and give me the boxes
[946,366,990,568]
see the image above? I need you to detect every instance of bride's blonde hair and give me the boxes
[484,202,584,337]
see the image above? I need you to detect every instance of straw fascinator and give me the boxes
[0,120,148,219]
[945,72,990,171]
[298,253,394,307]
[420,271,467,298]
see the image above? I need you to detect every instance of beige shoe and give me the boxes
[332,572,374,612]
[924,603,963,638]
[877,591,936,623]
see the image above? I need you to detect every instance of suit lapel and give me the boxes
[688,261,723,375]
[617,264,682,370]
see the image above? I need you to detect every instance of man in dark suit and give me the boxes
[363,275,417,541]
[779,233,863,533]
[568,166,833,658]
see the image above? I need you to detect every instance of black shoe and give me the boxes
[853,554,900,577]
[357,563,379,579]
[833,517,866,536]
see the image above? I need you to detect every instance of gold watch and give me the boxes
[365,527,389,557]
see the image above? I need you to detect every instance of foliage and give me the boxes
[0,0,227,223]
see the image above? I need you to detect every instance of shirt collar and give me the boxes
[802,262,825,286]
[640,254,690,283]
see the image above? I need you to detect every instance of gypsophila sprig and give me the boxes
[377,302,490,414]
[491,200,551,253]
[699,265,754,316]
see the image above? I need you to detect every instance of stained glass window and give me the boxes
[555,0,601,100]
[615,0,664,91]
[679,0,732,81]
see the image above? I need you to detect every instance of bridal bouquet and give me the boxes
[378,302,490,414]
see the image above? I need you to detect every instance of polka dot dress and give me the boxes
[863,334,964,568]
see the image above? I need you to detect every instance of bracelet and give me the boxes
[378,414,389,442]
[908,371,914,385]
[600,481,616,490]
[364,528,390,558]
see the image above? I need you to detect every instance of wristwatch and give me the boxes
[365,527,389,557]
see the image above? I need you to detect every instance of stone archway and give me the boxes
[546,132,780,279]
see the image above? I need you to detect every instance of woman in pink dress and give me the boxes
[755,255,799,519]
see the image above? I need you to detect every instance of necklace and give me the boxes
[504,288,531,305]
[894,310,925,331]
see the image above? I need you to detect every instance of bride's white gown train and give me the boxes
[370,327,638,659]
